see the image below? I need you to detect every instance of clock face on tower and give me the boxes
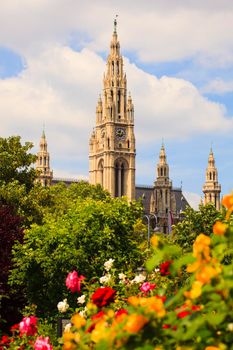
[115,127,126,140]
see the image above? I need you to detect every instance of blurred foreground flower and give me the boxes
[34,336,53,350]
[19,316,37,336]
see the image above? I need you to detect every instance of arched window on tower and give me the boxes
[115,160,127,197]
[127,140,130,148]
[112,61,114,75]
[213,172,215,181]
[210,172,212,180]
[117,61,119,74]
[40,157,42,165]
[118,90,121,114]
[98,160,104,187]
[44,157,47,166]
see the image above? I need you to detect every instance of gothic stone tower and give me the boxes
[36,130,53,186]
[89,20,136,200]
[150,144,176,233]
[202,148,221,210]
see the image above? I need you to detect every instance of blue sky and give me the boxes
[0,0,233,208]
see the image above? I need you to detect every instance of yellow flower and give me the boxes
[71,313,86,329]
[91,319,108,343]
[124,314,148,333]
[184,281,203,299]
[213,221,228,236]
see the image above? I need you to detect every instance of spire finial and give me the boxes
[210,141,213,153]
[42,123,45,138]
[161,137,165,148]
[114,15,118,34]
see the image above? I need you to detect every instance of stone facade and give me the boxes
[89,20,136,201]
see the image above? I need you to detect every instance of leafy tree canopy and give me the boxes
[9,196,144,316]
[173,203,223,251]
[0,136,37,191]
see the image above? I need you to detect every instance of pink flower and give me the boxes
[19,316,37,336]
[140,282,156,293]
[66,271,85,293]
[34,336,53,350]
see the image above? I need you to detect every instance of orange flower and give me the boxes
[151,235,159,247]
[193,234,211,262]
[222,194,233,209]
[71,313,86,329]
[195,265,220,284]
[205,347,220,350]
[128,296,166,317]
[213,221,228,236]
[124,314,148,333]
[63,332,76,350]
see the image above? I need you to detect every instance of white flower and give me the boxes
[154,268,160,273]
[131,274,146,284]
[227,323,233,332]
[99,274,111,284]
[104,258,114,271]
[77,295,86,304]
[64,323,72,333]
[118,273,126,281]
[79,306,88,318]
[57,298,69,313]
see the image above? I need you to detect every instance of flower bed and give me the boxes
[1,194,233,350]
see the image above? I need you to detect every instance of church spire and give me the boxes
[202,147,221,210]
[36,130,53,186]
[89,21,136,201]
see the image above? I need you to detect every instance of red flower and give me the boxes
[162,324,170,329]
[191,305,201,311]
[10,323,19,333]
[66,271,85,293]
[159,260,173,276]
[91,287,116,308]
[177,310,191,319]
[115,309,128,318]
[0,335,11,345]
[91,311,105,320]
[19,316,37,336]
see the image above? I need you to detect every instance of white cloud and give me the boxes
[1,1,233,67]
[0,44,232,178]
[202,78,233,95]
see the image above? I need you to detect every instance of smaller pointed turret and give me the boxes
[202,147,221,210]
[157,142,169,179]
[36,130,53,186]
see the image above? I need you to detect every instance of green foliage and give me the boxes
[9,196,143,316]
[173,203,222,251]
[0,136,37,191]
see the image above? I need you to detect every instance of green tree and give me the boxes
[9,196,143,316]
[173,203,222,251]
[0,136,37,191]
